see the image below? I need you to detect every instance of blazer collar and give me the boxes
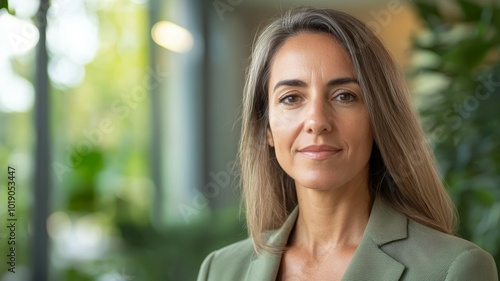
[341,198,407,280]
[245,207,299,280]
[246,198,408,281]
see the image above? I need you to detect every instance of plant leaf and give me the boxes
[0,0,8,11]
[458,0,484,21]
[413,0,443,30]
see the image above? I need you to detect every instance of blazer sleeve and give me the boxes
[196,251,216,281]
[445,248,498,281]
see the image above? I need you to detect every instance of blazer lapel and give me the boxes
[245,207,299,281]
[341,198,407,281]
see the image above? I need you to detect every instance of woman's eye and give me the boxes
[279,95,302,105]
[334,92,356,103]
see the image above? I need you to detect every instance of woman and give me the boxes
[197,7,498,281]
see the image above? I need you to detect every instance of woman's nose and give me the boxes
[304,99,332,134]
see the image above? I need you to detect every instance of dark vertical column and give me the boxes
[183,0,206,206]
[32,0,50,280]
[148,0,163,227]
[200,0,210,204]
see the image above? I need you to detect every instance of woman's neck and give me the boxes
[291,178,372,255]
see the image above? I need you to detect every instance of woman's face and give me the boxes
[267,32,373,191]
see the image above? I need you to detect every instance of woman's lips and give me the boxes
[298,145,342,160]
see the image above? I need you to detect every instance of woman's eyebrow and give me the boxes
[326,77,358,87]
[273,77,359,93]
[273,79,307,93]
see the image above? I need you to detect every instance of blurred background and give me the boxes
[0,0,498,280]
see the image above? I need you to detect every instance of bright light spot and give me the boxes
[9,0,39,18]
[0,71,35,112]
[49,56,85,88]
[0,10,39,59]
[49,0,80,16]
[47,211,72,240]
[75,215,103,247]
[151,21,193,53]
[47,8,100,64]
[51,213,108,262]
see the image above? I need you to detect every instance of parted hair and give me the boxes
[238,7,457,253]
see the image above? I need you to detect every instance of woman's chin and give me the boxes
[294,178,346,192]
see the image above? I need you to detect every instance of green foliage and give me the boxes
[412,0,500,274]
[115,206,246,280]
[66,150,103,212]
[57,143,245,280]
[0,0,8,12]
[0,0,15,15]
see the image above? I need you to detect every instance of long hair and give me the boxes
[238,7,457,253]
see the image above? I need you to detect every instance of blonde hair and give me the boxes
[239,7,457,253]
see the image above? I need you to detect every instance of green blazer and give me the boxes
[197,198,498,280]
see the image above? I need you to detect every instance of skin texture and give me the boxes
[267,32,374,280]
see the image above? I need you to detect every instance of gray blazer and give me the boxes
[197,198,498,280]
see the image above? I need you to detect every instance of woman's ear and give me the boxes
[267,127,274,147]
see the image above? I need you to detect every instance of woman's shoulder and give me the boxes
[197,238,256,281]
[406,218,489,254]
[375,199,493,261]
[206,237,256,262]
[387,217,497,280]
